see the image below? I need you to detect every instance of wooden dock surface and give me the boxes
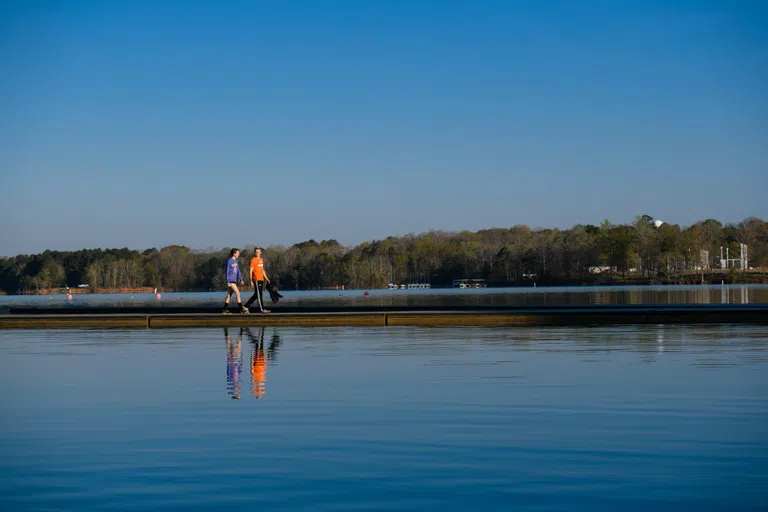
[1,304,766,328]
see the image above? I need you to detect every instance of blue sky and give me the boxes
[1,0,766,255]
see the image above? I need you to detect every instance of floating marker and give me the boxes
[363,291,369,296]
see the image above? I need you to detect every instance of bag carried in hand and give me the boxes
[266,282,283,303]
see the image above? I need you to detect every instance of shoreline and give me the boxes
[20,287,157,296]
[9,277,768,297]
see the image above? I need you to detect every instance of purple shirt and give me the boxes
[226,257,243,283]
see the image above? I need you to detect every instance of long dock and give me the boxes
[1,304,766,328]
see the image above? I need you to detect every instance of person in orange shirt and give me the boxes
[244,246,271,313]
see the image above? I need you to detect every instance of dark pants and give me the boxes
[244,280,265,312]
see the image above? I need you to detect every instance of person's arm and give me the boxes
[263,267,270,284]
[237,265,244,285]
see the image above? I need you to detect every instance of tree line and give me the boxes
[1,216,766,294]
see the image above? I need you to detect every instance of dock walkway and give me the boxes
[1,304,766,328]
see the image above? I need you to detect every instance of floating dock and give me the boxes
[1,304,766,328]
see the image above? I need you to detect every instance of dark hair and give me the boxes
[255,246,263,252]
[229,248,240,258]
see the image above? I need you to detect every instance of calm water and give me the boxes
[1,284,766,311]
[1,325,766,510]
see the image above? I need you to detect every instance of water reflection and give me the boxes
[2,284,766,311]
[720,285,750,304]
[224,327,282,399]
[224,328,243,399]
[1,326,767,511]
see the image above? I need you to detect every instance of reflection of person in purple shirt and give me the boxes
[225,328,243,399]
[222,248,248,314]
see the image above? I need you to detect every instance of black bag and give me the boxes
[265,282,283,303]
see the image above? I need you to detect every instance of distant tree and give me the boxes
[1,215,765,294]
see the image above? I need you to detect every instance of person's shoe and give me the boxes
[222,309,232,315]
[262,309,271,314]
[240,307,250,314]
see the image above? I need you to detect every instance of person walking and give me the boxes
[223,248,249,314]
[244,246,271,313]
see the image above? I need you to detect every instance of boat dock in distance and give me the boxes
[1,304,766,329]
[452,279,487,288]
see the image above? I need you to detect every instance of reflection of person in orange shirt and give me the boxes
[250,327,267,398]
[225,328,243,399]
[244,247,271,314]
[246,327,281,399]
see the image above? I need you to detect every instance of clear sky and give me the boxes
[1,0,766,256]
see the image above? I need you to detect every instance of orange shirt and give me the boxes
[250,257,265,281]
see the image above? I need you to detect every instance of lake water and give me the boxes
[1,325,766,510]
[1,284,767,311]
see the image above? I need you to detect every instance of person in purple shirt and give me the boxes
[223,248,249,314]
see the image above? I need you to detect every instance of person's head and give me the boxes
[255,247,263,256]
[229,248,240,258]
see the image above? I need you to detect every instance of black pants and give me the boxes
[244,281,265,312]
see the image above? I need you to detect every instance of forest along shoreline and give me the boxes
[1,217,767,294]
